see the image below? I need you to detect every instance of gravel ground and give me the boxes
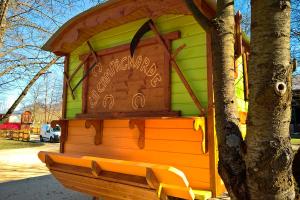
[0,175,91,200]
[0,138,91,200]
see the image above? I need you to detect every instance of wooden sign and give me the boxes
[81,32,180,118]
[21,111,32,124]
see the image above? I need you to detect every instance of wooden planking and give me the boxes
[68,127,203,141]
[60,143,211,188]
[172,92,207,104]
[68,118,201,129]
[52,171,159,200]
[66,136,204,155]
[171,68,207,82]
[40,151,209,188]
[66,119,207,155]
[176,56,206,68]
[66,14,208,118]
[172,82,207,94]
[64,143,209,169]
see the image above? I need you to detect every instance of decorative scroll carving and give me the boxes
[129,120,145,149]
[193,118,208,154]
[51,120,68,153]
[85,120,104,145]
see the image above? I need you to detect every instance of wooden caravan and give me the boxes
[39,0,250,199]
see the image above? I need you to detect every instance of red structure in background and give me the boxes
[0,122,21,130]
[0,111,32,130]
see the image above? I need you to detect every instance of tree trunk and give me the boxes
[211,1,247,199]
[185,0,247,199]
[0,57,60,121]
[293,148,300,199]
[245,1,294,199]
[0,0,10,47]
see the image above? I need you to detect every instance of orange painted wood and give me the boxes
[39,152,195,199]
[68,118,203,129]
[64,144,209,168]
[68,127,203,141]
[66,136,204,155]
[239,111,247,125]
[63,118,210,190]
[206,31,223,197]
[85,120,104,145]
[52,171,159,200]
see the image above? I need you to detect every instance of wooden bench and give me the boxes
[38,151,198,200]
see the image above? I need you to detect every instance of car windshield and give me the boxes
[52,126,60,132]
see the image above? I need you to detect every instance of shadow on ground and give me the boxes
[0,175,91,200]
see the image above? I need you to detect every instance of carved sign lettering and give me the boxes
[84,41,171,114]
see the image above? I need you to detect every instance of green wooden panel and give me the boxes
[172,103,208,116]
[171,68,207,82]
[172,82,207,94]
[235,56,248,113]
[66,14,208,118]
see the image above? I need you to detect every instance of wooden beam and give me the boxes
[62,55,69,118]
[85,120,104,145]
[63,72,75,100]
[129,120,145,149]
[76,111,181,120]
[87,41,98,61]
[242,53,249,101]
[235,11,243,57]
[148,21,206,116]
[206,31,219,197]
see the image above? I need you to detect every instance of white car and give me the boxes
[40,124,61,143]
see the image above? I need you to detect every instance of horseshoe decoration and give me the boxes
[132,93,146,110]
[102,95,114,110]
[92,62,103,78]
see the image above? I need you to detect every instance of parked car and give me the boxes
[40,124,61,143]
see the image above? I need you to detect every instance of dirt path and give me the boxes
[0,142,58,183]
[0,142,91,200]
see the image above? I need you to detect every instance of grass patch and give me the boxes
[0,139,44,150]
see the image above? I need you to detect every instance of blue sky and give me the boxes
[0,1,102,113]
